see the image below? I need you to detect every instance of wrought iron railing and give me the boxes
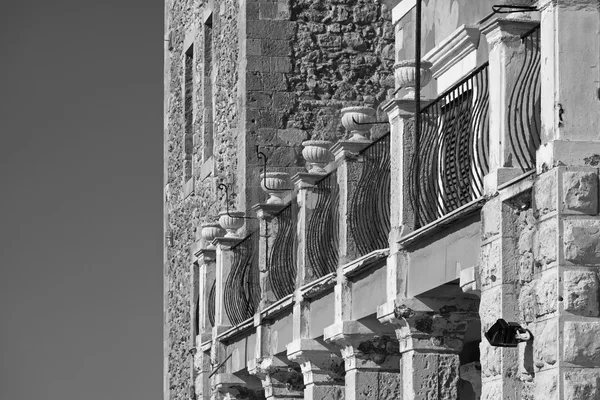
[307,171,339,278]
[224,230,260,325]
[269,201,298,300]
[410,63,490,228]
[349,133,391,255]
[208,280,216,327]
[508,24,541,172]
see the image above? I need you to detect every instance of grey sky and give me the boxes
[0,1,163,399]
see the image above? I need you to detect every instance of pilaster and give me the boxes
[248,356,304,400]
[293,172,326,286]
[324,320,401,400]
[287,339,345,400]
[536,0,600,170]
[331,140,372,265]
[482,18,541,193]
[252,203,286,309]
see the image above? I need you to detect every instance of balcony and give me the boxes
[191,21,543,400]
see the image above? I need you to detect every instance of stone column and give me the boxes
[379,291,479,400]
[252,203,286,309]
[212,237,243,333]
[330,140,372,264]
[324,321,401,400]
[478,192,527,399]
[212,373,264,400]
[287,338,345,400]
[536,0,600,169]
[248,356,304,400]
[481,18,540,192]
[194,247,217,400]
[378,99,423,327]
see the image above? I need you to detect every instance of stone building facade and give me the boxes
[164,0,600,399]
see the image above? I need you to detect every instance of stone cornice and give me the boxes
[481,17,540,48]
[424,25,480,80]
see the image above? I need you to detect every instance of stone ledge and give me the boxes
[424,24,480,79]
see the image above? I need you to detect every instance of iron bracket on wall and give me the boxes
[351,116,389,126]
[217,183,256,219]
[255,145,293,190]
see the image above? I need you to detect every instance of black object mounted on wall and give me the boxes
[485,319,532,347]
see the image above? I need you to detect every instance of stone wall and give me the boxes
[164,0,243,399]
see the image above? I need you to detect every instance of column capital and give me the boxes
[382,98,433,119]
[291,172,323,190]
[286,339,345,386]
[481,17,539,48]
[330,140,372,162]
[194,247,216,263]
[212,236,242,249]
[323,320,400,371]
[251,203,286,220]
[247,357,304,399]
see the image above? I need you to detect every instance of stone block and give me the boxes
[262,73,288,91]
[316,34,342,49]
[481,198,501,239]
[531,319,557,370]
[564,321,600,366]
[271,57,292,73]
[564,369,600,400]
[480,380,502,400]
[247,91,272,109]
[562,170,599,215]
[247,72,264,91]
[247,20,295,40]
[535,270,557,318]
[564,269,600,316]
[259,2,277,19]
[261,39,291,57]
[246,56,271,72]
[520,283,536,323]
[272,92,296,111]
[533,218,557,266]
[534,169,558,216]
[534,370,558,400]
[247,39,262,56]
[479,240,501,289]
[563,219,600,265]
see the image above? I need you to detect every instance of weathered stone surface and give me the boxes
[564,269,600,316]
[534,270,557,318]
[562,170,599,215]
[532,319,557,370]
[564,369,600,400]
[533,219,557,266]
[479,240,501,289]
[534,370,558,400]
[564,219,600,265]
[534,170,558,216]
[564,321,600,366]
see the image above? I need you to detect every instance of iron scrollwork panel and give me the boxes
[349,133,391,256]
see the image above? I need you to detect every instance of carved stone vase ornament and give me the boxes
[301,140,333,174]
[200,222,226,248]
[340,106,376,141]
[394,59,433,99]
[260,172,291,205]
[218,211,245,238]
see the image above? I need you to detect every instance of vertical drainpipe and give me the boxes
[414,0,422,227]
